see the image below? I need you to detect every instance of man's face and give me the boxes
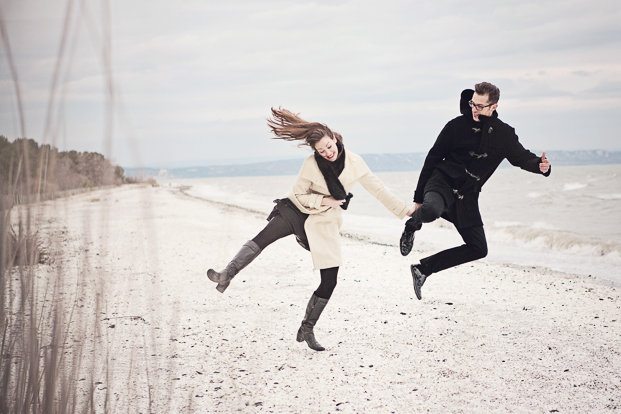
[470,93,497,122]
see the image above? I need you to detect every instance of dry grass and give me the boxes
[0,1,166,412]
[1,208,81,413]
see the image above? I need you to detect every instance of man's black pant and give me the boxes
[405,191,488,276]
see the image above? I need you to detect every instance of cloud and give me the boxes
[2,0,621,166]
[580,80,621,98]
[572,70,596,77]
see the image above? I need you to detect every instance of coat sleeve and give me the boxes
[358,167,409,219]
[291,159,326,210]
[505,132,551,177]
[414,122,453,203]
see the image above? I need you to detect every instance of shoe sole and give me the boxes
[215,282,229,293]
[400,232,414,256]
[297,327,325,351]
[410,264,423,300]
[208,269,230,293]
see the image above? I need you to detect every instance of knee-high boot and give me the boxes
[296,293,329,351]
[207,240,262,293]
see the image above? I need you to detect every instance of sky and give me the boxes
[1,0,620,168]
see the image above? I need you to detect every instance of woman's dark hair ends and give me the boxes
[267,107,342,149]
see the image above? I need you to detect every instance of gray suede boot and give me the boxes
[207,240,261,293]
[296,293,329,351]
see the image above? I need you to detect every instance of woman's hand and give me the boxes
[321,196,345,209]
[406,205,415,217]
[406,203,422,217]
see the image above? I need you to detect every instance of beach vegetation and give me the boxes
[0,3,169,411]
[0,135,105,413]
[0,135,126,198]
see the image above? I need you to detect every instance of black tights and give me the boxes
[314,267,338,300]
[251,216,339,300]
[252,215,293,250]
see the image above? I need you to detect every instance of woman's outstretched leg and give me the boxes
[207,240,261,293]
[207,215,293,292]
[297,267,338,351]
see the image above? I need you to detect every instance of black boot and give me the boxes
[207,240,261,293]
[410,264,428,300]
[296,293,329,351]
[400,218,421,256]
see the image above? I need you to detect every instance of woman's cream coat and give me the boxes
[287,150,409,270]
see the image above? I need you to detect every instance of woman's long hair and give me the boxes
[267,107,342,149]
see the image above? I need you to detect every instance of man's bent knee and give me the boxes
[419,203,443,223]
[420,192,446,223]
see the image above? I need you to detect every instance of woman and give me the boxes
[207,108,413,351]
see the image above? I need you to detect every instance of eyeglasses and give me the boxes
[468,100,494,111]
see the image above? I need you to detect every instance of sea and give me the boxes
[169,164,621,285]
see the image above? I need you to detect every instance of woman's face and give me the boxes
[315,135,338,162]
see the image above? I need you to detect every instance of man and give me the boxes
[400,82,551,300]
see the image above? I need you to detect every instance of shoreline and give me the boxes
[173,167,621,284]
[25,184,620,412]
[178,184,621,288]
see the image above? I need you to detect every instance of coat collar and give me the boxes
[338,150,368,187]
[476,111,500,150]
[475,111,498,125]
[303,149,368,190]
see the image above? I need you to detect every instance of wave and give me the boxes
[487,222,621,257]
[562,182,588,191]
[595,193,621,200]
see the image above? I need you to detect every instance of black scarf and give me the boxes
[314,143,353,210]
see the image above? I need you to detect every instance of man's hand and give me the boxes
[539,152,550,174]
[321,196,345,209]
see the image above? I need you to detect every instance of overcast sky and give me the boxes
[1,0,620,168]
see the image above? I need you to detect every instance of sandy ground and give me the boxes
[30,183,620,413]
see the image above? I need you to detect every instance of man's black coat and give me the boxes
[414,106,550,228]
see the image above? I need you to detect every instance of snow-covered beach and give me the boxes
[26,180,620,413]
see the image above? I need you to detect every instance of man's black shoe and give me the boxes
[410,264,427,300]
[400,227,416,256]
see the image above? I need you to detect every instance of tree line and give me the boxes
[0,135,126,196]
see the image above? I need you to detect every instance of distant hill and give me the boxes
[124,150,621,179]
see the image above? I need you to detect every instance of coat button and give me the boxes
[488,127,493,133]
